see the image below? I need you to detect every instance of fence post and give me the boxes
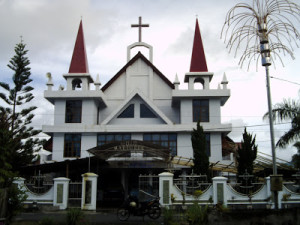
[212,176,228,206]
[81,173,98,211]
[13,177,26,191]
[159,172,174,206]
[53,177,70,210]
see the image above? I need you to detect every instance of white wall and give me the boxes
[180,99,192,124]
[82,100,98,125]
[81,133,97,158]
[52,133,64,161]
[209,99,221,124]
[54,100,66,125]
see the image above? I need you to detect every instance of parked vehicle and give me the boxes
[117,195,161,221]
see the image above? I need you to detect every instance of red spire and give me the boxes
[189,19,208,72]
[68,20,89,73]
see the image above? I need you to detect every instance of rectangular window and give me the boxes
[205,133,211,157]
[64,134,81,157]
[97,133,131,146]
[193,99,209,122]
[65,100,82,123]
[143,133,177,156]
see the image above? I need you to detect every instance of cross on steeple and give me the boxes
[131,16,149,42]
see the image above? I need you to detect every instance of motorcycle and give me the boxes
[117,194,161,221]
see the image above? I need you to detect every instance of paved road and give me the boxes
[13,211,163,224]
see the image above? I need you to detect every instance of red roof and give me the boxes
[68,20,89,73]
[190,19,208,72]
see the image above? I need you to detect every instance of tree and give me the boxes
[191,121,209,177]
[264,99,300,148]
[0,41,42,186]
[236,128,258,180]
[292,142,300,169]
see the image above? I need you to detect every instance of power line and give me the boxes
[270,76,300,86]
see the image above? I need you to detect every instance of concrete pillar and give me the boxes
[53,177,70,210]
[81,172,98,211]
[13,177,26,194]
[121,170,128,197]
[212,176,228,206]
[159,172,174,206]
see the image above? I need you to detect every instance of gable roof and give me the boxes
[101,89,173,125]
[68,20,89,73]
[101,51,174,91]
[190,19,208,72]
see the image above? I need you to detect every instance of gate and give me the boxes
[139,174,159,201]
[69,181,82,207]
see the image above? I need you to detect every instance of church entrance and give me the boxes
[96,167,162,208]
[88,140,171,208]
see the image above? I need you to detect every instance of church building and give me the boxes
[42,17,233,202]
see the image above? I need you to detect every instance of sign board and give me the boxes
[270,175,283,191]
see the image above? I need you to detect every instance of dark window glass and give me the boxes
[65,100,82,123]
[97,133,131,146]
[205,133,211,157]
[193,99,209,122]
[118,104,134,118]
[140,104,157,118]
[64,134,81,157]
[143,133,177,156]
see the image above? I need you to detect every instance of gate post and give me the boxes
[13,177,26,191]
[53,177,70,210]
[159,172,174,206]
[212,176,228,206]
[81,173,98,211]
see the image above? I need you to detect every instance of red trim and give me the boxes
[102,52,174,91]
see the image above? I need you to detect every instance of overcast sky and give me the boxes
[1,0,300,161]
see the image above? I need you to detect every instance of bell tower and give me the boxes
[63,19,94,91]
[184,19,213,90]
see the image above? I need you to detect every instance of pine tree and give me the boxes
[0,41,42,187]
[191,121,209,176]
[237,128,258,181]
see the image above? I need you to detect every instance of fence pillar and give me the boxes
[81,172,98,211]
[13,177,26,190]
[53,177,70,210]
[159,172,174,206]
[265,177,273,208]
[212,176,228,206]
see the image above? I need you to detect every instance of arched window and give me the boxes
[72,78,82,90]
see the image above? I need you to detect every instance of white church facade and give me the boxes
[42,18,233,197]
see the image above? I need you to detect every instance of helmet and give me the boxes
[129,201,137,207]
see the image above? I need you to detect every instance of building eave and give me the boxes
[101,52,174,92]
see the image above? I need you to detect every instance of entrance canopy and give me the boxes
[87,140,171,162]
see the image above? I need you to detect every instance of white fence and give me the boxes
[158,172,300,209]
[14,172,300,210]
[13,173,98,211]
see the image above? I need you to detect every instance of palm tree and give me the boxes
[264,99,300,148]
[292,142,300,169]
[222,0,300,176]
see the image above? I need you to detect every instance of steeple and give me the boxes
[68,20,89,73]
[189,19,208,72]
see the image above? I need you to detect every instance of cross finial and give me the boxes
[131,16,149,42]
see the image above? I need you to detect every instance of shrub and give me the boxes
[162,207,175,225]
[39,217,54,225]
[185,203,208,225]
[193,190,203,200]
[66,208,85,225]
